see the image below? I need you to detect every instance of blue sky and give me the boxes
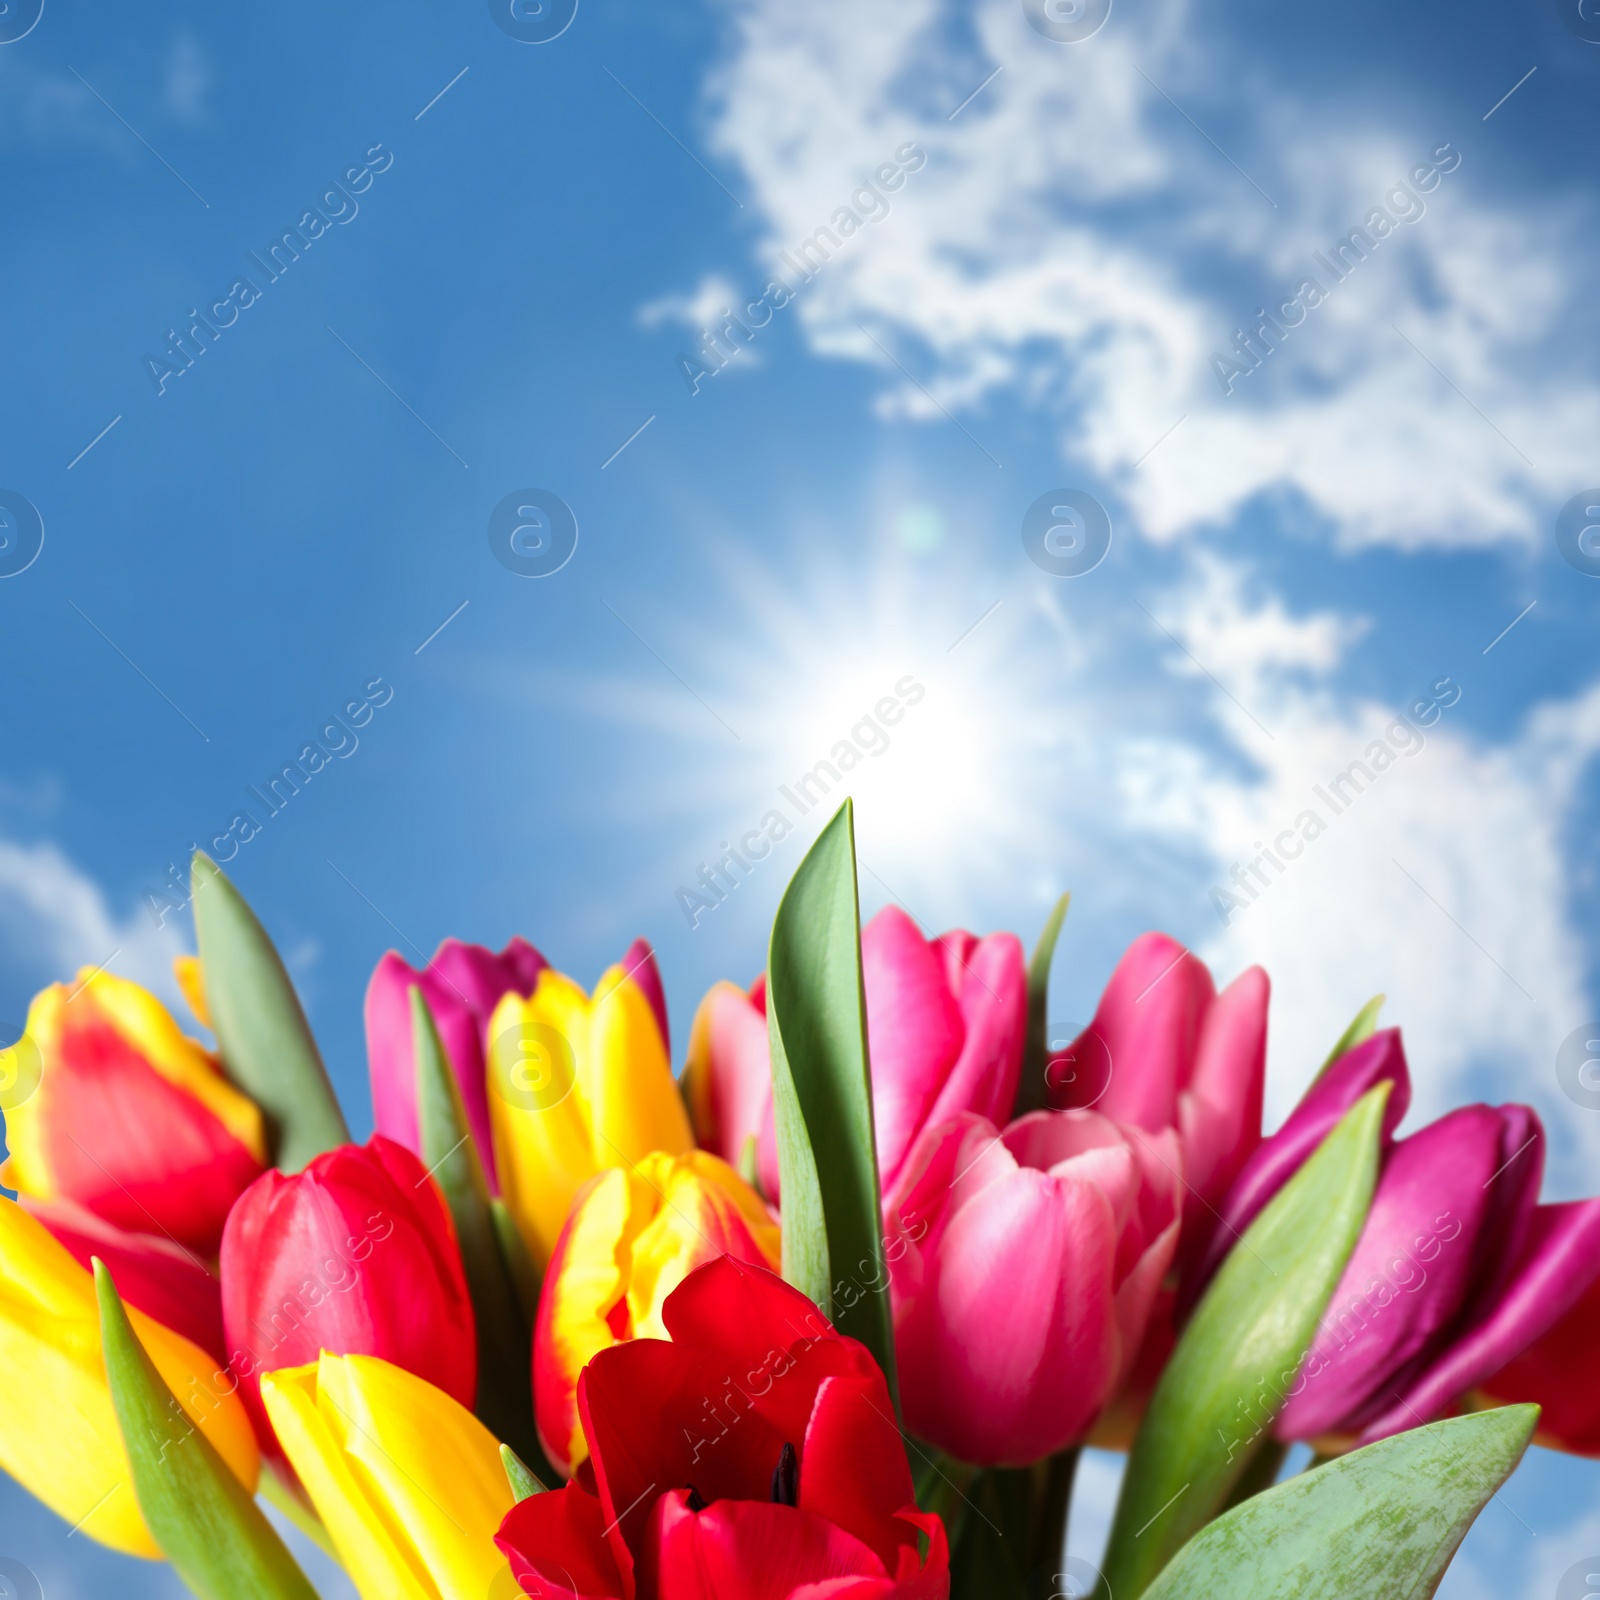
[2,0,1599,1591]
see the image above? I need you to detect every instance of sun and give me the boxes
[616,531,1077,932]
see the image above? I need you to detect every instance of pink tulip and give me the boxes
[364,936,549,1189]
[684,907,1026,1200]
[1051,932,1268,1258]
[884,1109,1182,1465]
[1269,1095,1600,1447]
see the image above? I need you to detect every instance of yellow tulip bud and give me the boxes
[261,1353,516,1600]
[488,960,693,1265]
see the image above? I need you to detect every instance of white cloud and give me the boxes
[163,32,214,126]
[1114,556,1600,1189]
[0,835,187,1020]
[695,0,1600,549]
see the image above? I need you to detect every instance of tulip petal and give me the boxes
[536,1168,638,1478]
[915,932,1027,1170]
[622,936,671,1058]
[798,1375,918,1572]
[1070,933,1214,1132]
[23,1196,225,1366]
[1180,964,1268,1211]
[652,1492,890,1600]
[1477,1270,1600,1455]
[221,1137,478,1459]
[895,1145,1120,1463]
[1361,1196,1600,1443]
[265,1353,516,1600]
[685,982,772,1168]
[496,1484,627,1600]
[861,906,964,1191]
[589,961,694,1171]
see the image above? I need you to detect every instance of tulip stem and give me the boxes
[1027,1446,1080,1592]
[1219,1436,1287,1513]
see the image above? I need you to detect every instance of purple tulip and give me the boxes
[1191,1025,1600,1446]
[364,936,548,1190]
[1180,1028,1411,1305]
[1282,1093,1600,1445]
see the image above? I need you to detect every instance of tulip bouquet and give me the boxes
[1,801,1596,1600]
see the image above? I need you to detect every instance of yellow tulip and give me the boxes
[0,1198,259,1557]
[535,1149,780,1476]
[261,1353,515,1600]
[488,959,693,1265]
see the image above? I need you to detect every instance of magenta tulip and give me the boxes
[1271,1097,1600,1446]
[1181,1027,1411,1304]
[1050,932,1268,1258]
[884,1109,1182,1465]
[685,906,1026,1200]
[365,935,548,1189]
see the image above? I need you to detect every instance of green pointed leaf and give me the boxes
[412,987,555,1482]
[191,853,348,1171]
[1100,1083,1391,1599]
[94,1261,319,1600]
[1317,993,1386,1077]
[767,800,897,1407]
[490,1197,542,1327]
[1015,892,1070,1116]
[500,1444,548,1503]
[1142,1406,1538,1600]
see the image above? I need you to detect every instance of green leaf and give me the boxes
[489,1197,542,1328]
[500,1444,548,1503]
[412,988,556,1483]
[1014,892,1070,1116]
[767,800,897,1407]
[1317,993,1386,1077]
[94,1261,319,1600]
[191,853,348,1171]
[1142,1406,1538,1600]
[1100,1083,1391,1599]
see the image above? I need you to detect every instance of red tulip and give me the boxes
[496,1256,949,1600]
[220,1135,476,1456]
[1,969,267,1256]
[22,1195,227,1366]
[885,1109,1182,1465]
[365,936,548,1190]
[686,906,1025,1200]
[1051,932,1268,1259]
